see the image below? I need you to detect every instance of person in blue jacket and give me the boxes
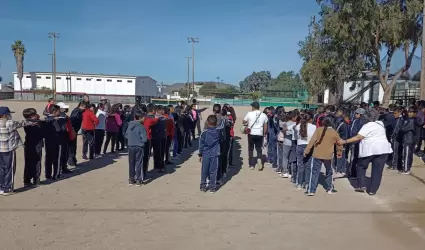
[334,108,350,176]
[199,115,221,193]
[266,107,278,167]
[348,108,367,178]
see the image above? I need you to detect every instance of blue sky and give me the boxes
[0,0,318,85]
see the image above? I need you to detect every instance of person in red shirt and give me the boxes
[142,104,159,175]
[81,104,99,159]
[163,107,175,164]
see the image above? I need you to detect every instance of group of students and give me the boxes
[242,99,424,196]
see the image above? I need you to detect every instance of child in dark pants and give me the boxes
[0,106,35,196]
[22,108,44,187]
[199,115,221,193]
[400,106,421,174]
[125,111,148,186]
[389,107,404,170]
[44,105,66,180]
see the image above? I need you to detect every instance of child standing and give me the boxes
[304,117,342,196]
[334,109,350,176]
[81,104,99,159]
[103,106,122,154]
[95,103,106,156]
[0,107,33,195]
[199,115,221,193]
[22,108,44,187]
[125,111,148,186]
[389,107,404,170]
[399,106,421,174]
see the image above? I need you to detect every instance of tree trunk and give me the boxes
[381,84,395,108]
[19,79,23,99]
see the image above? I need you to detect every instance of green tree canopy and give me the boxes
[239,71,272,92]
[198,83,217,96]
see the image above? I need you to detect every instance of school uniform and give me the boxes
[163,114,175,164]
[219,115,231,179]
[103,113,122,153]
[122,111,133,148]
[44,115,68,179]
[68,107,84,166]
[348,117,365,178]
[142,114,158,175]
[183,112,194,148]
[172,112,180,157]
[267,114,278,167]
[94,109,106,155]
[199,127,221,192]
[151,115,167,171]
[400,117,421,173]
[0,115,30,193]
[116,111,126,151]
[277,121,292,175]
[227,114,235,166]
[125,120,148,182]
[389,116,403,170]
[23,119,44,185]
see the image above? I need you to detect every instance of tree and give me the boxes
[198,83,217,96]
[178,87,189,99]
[11,40,26,99]
[316,0,422,107]
[268,71,304,91]
[239,71,272,92]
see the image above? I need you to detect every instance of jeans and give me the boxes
[306,157,333,194]
[357,154,389,194]
[200,156,219,190]
[296,144,307,185]
[82,130,95,158]
[335,150,347,174]
[277,142,291,173]
[289,141,297,181]
[267,138,277,166]
[248,134,263,167]
[0,151,16,192]
[128,146,144,181]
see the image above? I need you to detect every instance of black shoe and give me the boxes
[45,175,53,180]
[135,180,143,186]
[62,168,72,174]
[165,161,173,165]
[200,186,207,192]
[129,180,136,186]
[82,155,88,160]
[355,187,367,193]
[33,178,41,187]
[24,182,33,187]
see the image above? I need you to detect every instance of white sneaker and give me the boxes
[306,192,315,196]
[0,190,4,195]
[288,174,292,178]
[281,173,289,178]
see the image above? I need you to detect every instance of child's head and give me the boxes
[342,110,351,123]
[124,105,131,113]
[48,98,55,104]
[206,114,217,128]
[157,105,165,115]
[354,108,365,119]
[147,103,156,114]
[78,101,87,110]
[0,107,13,120]
[134,111,145,121]
[22,108,38,120]
[393,106,403,118]
[49,105,61,117]
[408,106,418,118]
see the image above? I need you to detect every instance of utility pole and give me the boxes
[48,53,54,96]
[187,37,199,94]
[217,76,220,84]
[185,56,192,99]
[48,32,59,100]
[420,1,425,100]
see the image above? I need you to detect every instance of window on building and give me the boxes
[97,79,102,82]
[36,76,41,79]
[76,78,82,80]
[46,76,51,79]
[127,80,132,83]
[26,76,31,78]
[117,80,122,82]
[86,78,92,81]
[56,77,61,79]
[107,79,112,82]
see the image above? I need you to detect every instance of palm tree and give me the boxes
[11,40,26,99]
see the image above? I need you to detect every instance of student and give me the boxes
[43,98,55,116]
[276,112,291,177]
[122,105,133,148]
[81,104,99,159]
[44,105,65,180]
[304,117,343,196]
[151,105,167,172]
[163,106,175,165]
[334,109,350,176]
[389,106,404,170]
[95,103,106,156]
[22,108,44,187]
[103,105,122,154]
[199,115,221,193]
[182,106,194,148]
[0,107,35,195]
[170,105,180,158]
[115,103,126,151]
[57,102,74,174]
[399,106,421,174]
[142,104,159,175]
[227,106,236,167]
[348,108,366,178]
[126,111,148,186]
[266,107,277,167]
[68,101,86,166]
[294,113,316,189]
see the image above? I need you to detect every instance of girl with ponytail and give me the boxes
[303,116,342,196]
[294,113,316,189]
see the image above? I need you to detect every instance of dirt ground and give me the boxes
[1,101,425,250]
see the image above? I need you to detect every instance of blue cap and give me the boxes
[0,106,14,115]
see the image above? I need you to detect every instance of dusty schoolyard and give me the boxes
[1,101,425,250]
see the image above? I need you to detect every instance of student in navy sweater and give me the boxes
[198,115,221,193]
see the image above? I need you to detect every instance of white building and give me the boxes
[13,72,160,103]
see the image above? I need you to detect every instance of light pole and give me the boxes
[48,32,59,100]
[187,37,199,94]
[185,56,192,99]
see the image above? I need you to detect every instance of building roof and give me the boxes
[13,71,154,80]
